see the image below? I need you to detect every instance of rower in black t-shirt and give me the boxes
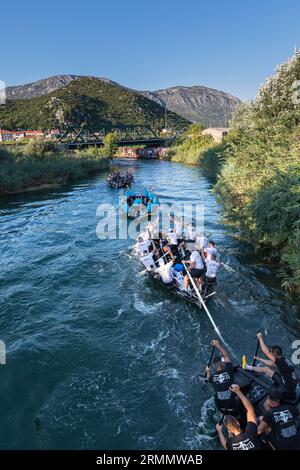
[243,333,297,401]
[258,388,300,449]
[205,340,241,415]
[216,384,261,450]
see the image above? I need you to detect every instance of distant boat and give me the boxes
[106,171,134,189]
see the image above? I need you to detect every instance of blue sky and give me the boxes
[1,0,300,100]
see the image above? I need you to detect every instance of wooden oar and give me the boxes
[220,261,235,273]
[203,345,215,383]
[252,338,260,366]
[182,261,227,345]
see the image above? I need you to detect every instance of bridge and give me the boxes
[58,125,176,149]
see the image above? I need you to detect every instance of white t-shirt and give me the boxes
[137,239,151,255]
[156,261,173,284]
[206,259,219,278]
[141,252,155,270]
[190,250,204,270]
[205,246,217,261]
[196,235,208,250]
[141,229,150,241]
[187,225,196,241]
[168,231,178,245]
[175,221,183,238]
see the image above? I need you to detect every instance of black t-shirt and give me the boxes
[226,422,261,450]
[263,405,300,450]
[210,362,235,408]
[275,356,297,392]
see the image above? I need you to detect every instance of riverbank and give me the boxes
[0,142,110,195]
[166,54,300,293]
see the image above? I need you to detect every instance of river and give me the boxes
[0,159,299,450]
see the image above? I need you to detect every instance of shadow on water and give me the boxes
[0,159,299,450]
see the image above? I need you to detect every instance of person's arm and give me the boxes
[230,384,256,424]
[205,366,211,381]
[254,356,275,367]
[258,419,271,436]
[257,333,275,362]
[215,423,228,450]
[211,340,231,363]
[167,246,174,264]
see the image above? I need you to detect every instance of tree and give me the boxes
[102,131,118,158]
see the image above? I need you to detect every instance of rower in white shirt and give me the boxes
[204,240,217,261]
[183,249,206,289]
[185,223,196,242]
[196,233,208,250]
[136,236,151,256]
[141,250,156,271]
[155,260,174,286]
[203,253,220,282]
[167,229,178,246]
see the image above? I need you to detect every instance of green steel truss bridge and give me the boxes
[58,125,176,149]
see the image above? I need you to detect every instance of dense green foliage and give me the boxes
[213,55,300,292]
[0,143,110,194]
[0,77,189,131]
[165,123,215,165]
[102,131,118,158]
[167,55,300,291]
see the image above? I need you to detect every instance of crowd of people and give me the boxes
[135,215,300,451]
[106,171,134,189]
[206,337,300,450]
[135,215,220,297]
[118,147,167,159]
[124,187,159,214]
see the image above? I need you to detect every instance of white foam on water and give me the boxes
[133,293,168,316]
[114,308,123,320]
[157,368,180,379]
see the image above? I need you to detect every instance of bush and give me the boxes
[23,139,60,159]
[214,53,300,292]
[0,144,110,194]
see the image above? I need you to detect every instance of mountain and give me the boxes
[0,77,189,131]
[4,75,241,128]
[5,75,120,100]
[143,86,241,126]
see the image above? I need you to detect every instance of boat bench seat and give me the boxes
[233,373,252,392]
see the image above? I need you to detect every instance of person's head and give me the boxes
[143,250,148,255]
[213,355,223,372]
[209,240,215,247]
[224,415,241,435]
[268,387,281,407]
[211,253,217,261]
[138,237,143,243]
[270,345,283,358]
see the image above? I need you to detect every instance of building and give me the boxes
[202,127,229,143]
[24,130,44,138]
[0,130,14,142]
[12,131,26,140]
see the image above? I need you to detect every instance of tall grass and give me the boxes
[0,141,110,194]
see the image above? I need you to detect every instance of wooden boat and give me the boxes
[219,366,300,449]
[107,171,134,189]
[120,188,160,219]
[135,242,216,306]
